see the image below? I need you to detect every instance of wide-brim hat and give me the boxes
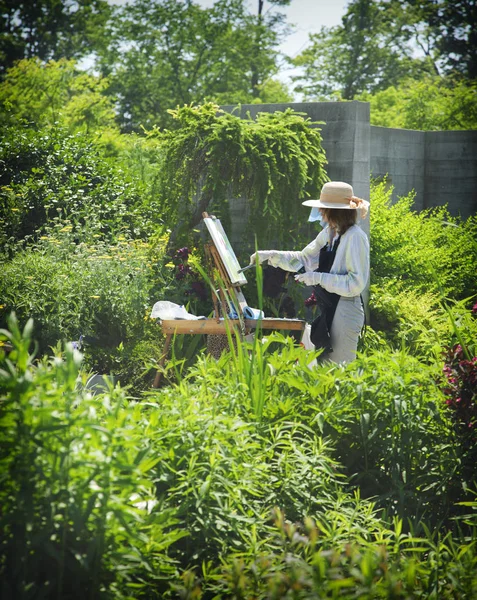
[302,181,369,218]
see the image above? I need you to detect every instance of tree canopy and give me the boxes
[357,75,477,130]
[0,0,111,77]
[292,0,476,101]
[97,0,292,130]
[148,103,328,249]
[0,0,475,133]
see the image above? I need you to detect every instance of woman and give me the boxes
[250,181,370,364]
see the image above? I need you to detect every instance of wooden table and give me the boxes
[153,317,305,387]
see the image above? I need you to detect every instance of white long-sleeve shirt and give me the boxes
[268,224,369,297]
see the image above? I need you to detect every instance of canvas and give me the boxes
[203,216,247,286]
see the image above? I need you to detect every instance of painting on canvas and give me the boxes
[203,216,247,286]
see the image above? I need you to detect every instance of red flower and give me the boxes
[304,291,318,307]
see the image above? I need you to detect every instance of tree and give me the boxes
[292,0,430,100]
[436,0,477,79]
[148,103,328,250]
[98,0,292,131]
[357,76,477,130]
[250,0,291,98]
[0,58,117,134]
[292,0,476,101]
[0,0,111,78]
[384,0,477,80]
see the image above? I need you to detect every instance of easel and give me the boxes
[153,213,305,387]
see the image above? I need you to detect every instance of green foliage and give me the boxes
[368,180,477,360]
[292,0,431,100]
[369,281,449,359]
[0,314,183,599]
[370,180,477,301]
[0,125,152,249]
[292,0,476,101]
[385,0,477,80]
[0,58,118,136]
[144,378,368,568]
[0,0,111,77]
[150,103,328,250]
[358,76,477,130]
[199,508,477,598]
[162,332,472,527]
[99,0,291,130]
[325,352,460,525]
[0,230,213,389]
[0,235,164,388]
[1,310,476,597]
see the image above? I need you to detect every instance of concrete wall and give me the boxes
[370,127,426,211]
[221,102,477,248]
[371,126,477,218]
[424,130,477,219]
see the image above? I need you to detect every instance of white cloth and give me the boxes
[150,301,206,320]
[268,224,369,297]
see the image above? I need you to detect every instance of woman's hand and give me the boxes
[250,251,274,265]
[295,271,321,286]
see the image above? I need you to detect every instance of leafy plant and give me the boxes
[358,75,477,130]
[148,103,328,251]
[0,58,117,135]
[370,179,477,302]
[0,125,152,250]
[443,343,477,439]
[368,280,448,359]
[0,234,165,388]
[196,507,477,598]
[0,314,183,599]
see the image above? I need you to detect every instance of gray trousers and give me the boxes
[328,296,364,364]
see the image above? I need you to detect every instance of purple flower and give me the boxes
[175,263,192,280]
[472,302,477,315]
[176,247,190,260]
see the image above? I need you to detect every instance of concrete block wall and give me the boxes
[424,131,477,219]
[220,102,477,250]
[371,126,477,218]
[370,127,426,210]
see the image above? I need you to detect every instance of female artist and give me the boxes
[250,181,369,364]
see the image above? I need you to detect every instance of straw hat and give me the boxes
[302,181,369,218]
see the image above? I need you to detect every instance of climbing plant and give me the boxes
[148,103,328,250]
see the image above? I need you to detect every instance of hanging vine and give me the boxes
[148,102,328,250]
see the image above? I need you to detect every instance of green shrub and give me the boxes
[0,235,166,388]
[0,58,117,135]
[195,507,477,598]
[0,227,215,389]
[368,280,449,359]
[143,367,382,568]
[370,179,477,302]
[188,334,470,526]
[149,103,329,250]
[0,125,153,251]
[2,317,477,598]
[0,315,184,599]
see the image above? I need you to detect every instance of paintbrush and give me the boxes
[237,264,256,273]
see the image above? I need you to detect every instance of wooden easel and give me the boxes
[153,213,305,387]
